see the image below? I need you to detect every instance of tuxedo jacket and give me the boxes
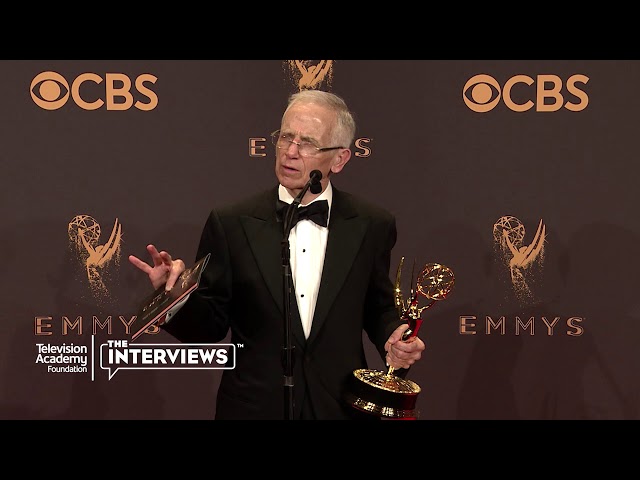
[164,185,404,420]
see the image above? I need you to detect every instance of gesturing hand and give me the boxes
[128,244,186,291]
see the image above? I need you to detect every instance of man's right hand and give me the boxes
[128,244,186,291]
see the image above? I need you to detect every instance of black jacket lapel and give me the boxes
[240,187,306,346]
[307,188,368,345]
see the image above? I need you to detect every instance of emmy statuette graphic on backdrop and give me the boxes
[346,257,455,419]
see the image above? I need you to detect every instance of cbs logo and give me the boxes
[30,71,158,111]
[463,74,589,112]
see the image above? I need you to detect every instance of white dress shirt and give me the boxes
[279,182,332,339]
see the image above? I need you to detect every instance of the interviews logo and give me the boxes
[68,215,123,300]
[100,340,236,380]
[493,215,546,306]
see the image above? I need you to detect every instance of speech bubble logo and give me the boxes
[99,342,236,380]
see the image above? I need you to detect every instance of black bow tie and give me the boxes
[276,199,329,228]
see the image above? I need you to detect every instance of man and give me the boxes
[128,90,425,420]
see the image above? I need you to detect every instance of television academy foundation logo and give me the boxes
[35,342,89,373]
[34,338,237,380]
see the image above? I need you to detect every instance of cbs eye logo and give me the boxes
[30,71,158,111]
[463,73,589,112]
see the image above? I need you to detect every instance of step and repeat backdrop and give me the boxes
[1,60,638,420]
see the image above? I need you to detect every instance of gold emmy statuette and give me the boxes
[346,257,455,419]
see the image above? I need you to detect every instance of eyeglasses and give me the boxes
[271,130,344,158]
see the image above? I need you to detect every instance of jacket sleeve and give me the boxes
[363,211,404,360]
[162,209,232,344]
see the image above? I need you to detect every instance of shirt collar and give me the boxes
[278,181,333,210]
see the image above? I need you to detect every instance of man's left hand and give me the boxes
[384,324,426,370]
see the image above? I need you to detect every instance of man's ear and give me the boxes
[330,148,351,174]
